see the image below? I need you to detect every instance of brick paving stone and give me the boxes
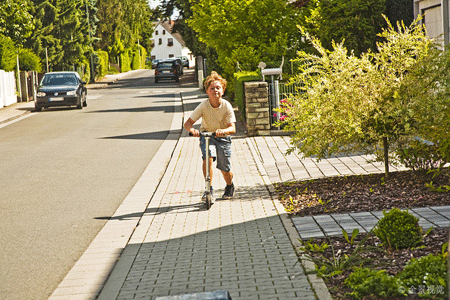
[108,130,317,300]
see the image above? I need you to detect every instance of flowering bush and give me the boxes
[274,98,292,124]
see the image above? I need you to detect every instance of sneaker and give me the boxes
[222,183,234,199]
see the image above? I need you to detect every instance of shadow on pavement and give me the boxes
[99,129,181,140]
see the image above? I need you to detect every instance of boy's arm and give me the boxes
[184,118,200,137]
[216,122,236,137]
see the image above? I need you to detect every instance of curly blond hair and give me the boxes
[204,71,227,91]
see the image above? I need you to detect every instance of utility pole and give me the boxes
[86,0,94,82]
[16,54,22,101]
[138,39,141,69]
[45,47,49,72]
[443,0,449,45]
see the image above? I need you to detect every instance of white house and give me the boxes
[414,0,450,45]
[150,20,195,67]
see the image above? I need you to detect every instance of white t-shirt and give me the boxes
[190,99,236,132]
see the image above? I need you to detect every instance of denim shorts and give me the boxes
[200,135,232,172]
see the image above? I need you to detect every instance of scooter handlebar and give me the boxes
[189,132,216,137]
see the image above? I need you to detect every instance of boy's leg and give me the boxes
[214,137,234,198]
[220,170,233,186]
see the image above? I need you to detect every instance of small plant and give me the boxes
[285,195,296,212]
[344,267,405,299]
[373,208,423,249]
[425,181,450,192]
[398,252,448,299]
[300,239,329,253]
[318,198,331,205]
[301,232,376,278]
[343,229,360,245]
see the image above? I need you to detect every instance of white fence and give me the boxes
[0,70,17,109]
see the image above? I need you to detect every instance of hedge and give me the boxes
[131,44,147,70]
[94,50,109,79]
[120,49,131,72]
[233,71,262,118]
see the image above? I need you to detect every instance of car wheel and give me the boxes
[82,93,87,107]
[77,97,82,109]
[35,105,42,112]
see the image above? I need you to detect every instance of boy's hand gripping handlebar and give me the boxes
[189,131,216,137]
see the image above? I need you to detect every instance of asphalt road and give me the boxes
[0,69,189,299]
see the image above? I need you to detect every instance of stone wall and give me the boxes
[244,81,270,136]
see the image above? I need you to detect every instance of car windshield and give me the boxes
[158,62,173,69]
[42,74,78,86]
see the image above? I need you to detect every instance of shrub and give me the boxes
[120,49,131,72]
[373,208,422,249]
[344,267,404,299]
[131,44,146,70]
[19,48,42,72]
[0,35,16,71]
[398,253,447,299]
[94,50,109,79]
[233,71,262,118]
[397,139,446,171]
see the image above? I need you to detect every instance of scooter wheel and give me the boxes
[205,193,212,210]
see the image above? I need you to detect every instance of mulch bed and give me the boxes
[274,168,450,299]
[275,168,450,217]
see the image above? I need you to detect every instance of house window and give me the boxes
[169,54,174,58]
[155,30,158,35]
[422,5,442,41]
[163,30,166,35]
[158,38,162,45]
[168,38,173,46]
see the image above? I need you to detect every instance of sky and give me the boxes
[148,0,160,9]
[148,0,179,18]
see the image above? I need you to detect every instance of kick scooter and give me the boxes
[190,131,215,209]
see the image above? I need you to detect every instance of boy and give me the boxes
[184,71,236,201]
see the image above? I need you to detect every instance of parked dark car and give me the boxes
[178,56,189,68]
[151,59,160,69]
[35,72,87,111]
[154,59,182,83]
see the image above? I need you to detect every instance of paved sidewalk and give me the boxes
[0,101,35,125]
[96,92,319,299]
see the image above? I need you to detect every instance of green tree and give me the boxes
[0,35,17,71]
[25,0,63,71]
[278,17,434,177]
[18,48,42,72]
[188,0,302,80]
[386,0,414,27]
[53,0,91,70]
[95,0,153,54]
[396,44,450,167]
[299,0,385,56]
[0,0,34,45]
